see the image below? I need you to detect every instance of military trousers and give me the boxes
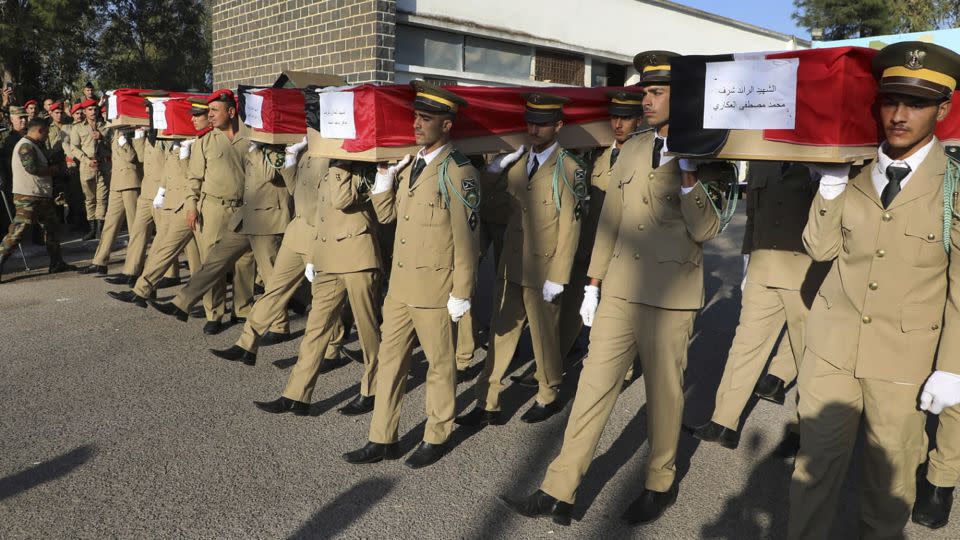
[788,349,927,540]
[475,280,562,411]
[193,199,256,322]
[456,303,477,371]
[540,296,695,503]
[927,405,960,488]
[92,188,138,266]
[132,209,201,298]
[173,229,285,331]
[79,170,108,220]
[121,198,176,279]
[0,194,62,262]
[711,281,807,430]
[283,270,381,402]
[368,295,456,445]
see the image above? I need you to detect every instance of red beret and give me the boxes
[49,101,63,111]
[207,89,236,105]
[70,103,83,115]
[24,99,37,107]
[79,98,98,108]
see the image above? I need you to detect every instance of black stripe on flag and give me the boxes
[668,54,735,157]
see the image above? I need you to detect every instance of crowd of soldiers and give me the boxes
[3,41,960,538]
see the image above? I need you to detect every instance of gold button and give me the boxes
[400,238,406,244]
[876,249,885,257]
[862,315,872,324]
[868,281,878,290]
[642,196,649,204]
[404,215,409,220]
[398,262,404,268]
[637,224,644,231]
[648,173,654,179]
[882,212,892,222]
[932,324,940,330]
[526,185,532,191]
[634,253,640,260]
[928,233,936,240]
[523,206,528,212]
[819,209,827,216]
[428,202,434,207]
[321,237,326,242]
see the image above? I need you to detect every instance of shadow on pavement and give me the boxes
[286,477,397,539]
[0,445,95,501]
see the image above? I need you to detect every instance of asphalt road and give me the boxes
[1,209,958,539]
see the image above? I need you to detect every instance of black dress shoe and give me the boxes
[621,485,679,525]
[404,441,447,469]
[78,264,107,275]
[913,474,954,529]
[339,394,375,416]
[210,345,256,366]
[498,490,572,526]
[107,290,148,308]
[690,421,740,449]
[203,320,225,335]
[510,371,538,388]
[104,274,135,286]
[342,441,401,464]
[754,374,786,405]
[288,297,307,315]
[261,331,292,346]
[190,307,205,319]
[156,276,181,289]
[317,355,351,374]
[152,301,188,321]
[521,401,562,424]
[456,363,483,384]
[230,314,247,325]
[253,396,310,415]
[454,406,503,427]
[48,261,77,274]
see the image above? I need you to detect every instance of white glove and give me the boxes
[284,136,308,169]
[117,134,128,147]
[152,187,166,209]
[808,163,850,200]
[920,370,960,414]
[486,145,525,174]
[179,139,194,160]
[372,154,412,195]
[741,254,750,291]
[304,263,316,283]
[580,285,600,327]
[542,280,564,302]
[678,158,700,172]
[447,294,471,322]
[134,128,146,139]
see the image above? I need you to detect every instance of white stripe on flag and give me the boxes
[245,92,264,129]
[107,94,119,120]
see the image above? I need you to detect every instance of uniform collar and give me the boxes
[529,141,559,166]
[416,143,449,166]
[876,136,936,182]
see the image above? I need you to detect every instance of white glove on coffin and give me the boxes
[372,154,412,195]
[486,145,525,174]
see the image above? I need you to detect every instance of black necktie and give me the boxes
[881,164,911,208]
[409,157,426,187]
[652,137,664,169]
[610,147,620,168]
[528,155,540,179]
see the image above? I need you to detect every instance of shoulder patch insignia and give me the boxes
[451,149,472,167]
[462,177,480,209]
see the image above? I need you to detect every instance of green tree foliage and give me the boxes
[0,0,101,101]
[93,0,211,92]
[795,0,960,39]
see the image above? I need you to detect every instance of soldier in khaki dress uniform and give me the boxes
[456,93,585,427]
[78,126,143,274]
[788,42,960,539]
[153,125,291,337]
[342,81,480,470]
[109,103,209,307]
[151,90,256,333]
[502,51,724,526]
[690,162,828,451]
[69,98,110,241]
[245,156,383,417]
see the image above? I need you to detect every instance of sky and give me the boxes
[677,0,809,39]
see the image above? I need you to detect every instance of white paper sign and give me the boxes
[151,100,168,130]
[107,93,118,120]
[703,58,799,130]
[318,91,356,139]
[244,92,264,129]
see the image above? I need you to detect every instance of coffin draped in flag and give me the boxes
[106,88,162,127]
[148,96,209,139]
[237,86,307,145]
[305,84,618,161]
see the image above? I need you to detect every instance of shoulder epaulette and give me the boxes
[946,144,960,165]
[449,149,472,167]
[563,150,588,169]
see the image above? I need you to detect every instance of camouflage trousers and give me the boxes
[0,194,62,262]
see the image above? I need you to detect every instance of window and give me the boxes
[591,61,627,87]
[464,36,531,80]
[535,49,584,86]
[396,26,462,71]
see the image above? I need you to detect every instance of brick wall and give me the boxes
[212,0,396,89]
